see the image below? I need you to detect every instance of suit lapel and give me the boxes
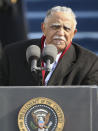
[47,44,76,85]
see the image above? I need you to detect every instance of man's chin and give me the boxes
[55,42,64,45]
[47,41,67,51]
[55,44,67,52]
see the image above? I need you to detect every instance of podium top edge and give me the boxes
[0,85,97,88]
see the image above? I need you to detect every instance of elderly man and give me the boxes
[0,6,98,86]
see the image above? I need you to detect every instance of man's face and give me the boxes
[41,12,77,52]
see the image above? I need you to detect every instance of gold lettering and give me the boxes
[46,101,52,105]
[19,122,23,127]
[53,105,61,113]
[40,100,45,104]
[19,114,24,120]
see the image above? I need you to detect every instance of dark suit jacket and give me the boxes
[0,39,98,86]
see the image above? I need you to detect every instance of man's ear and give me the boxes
[74,28,77,35]
[71,28,77,42]
[41,23,45,34]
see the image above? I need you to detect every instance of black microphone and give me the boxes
[26,45,41,72]
[42,44,58,72]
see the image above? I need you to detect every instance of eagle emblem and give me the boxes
[18,97,65,131]
[30,109,52,131]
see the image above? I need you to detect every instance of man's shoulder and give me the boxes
[4,38,41,52]
[72,42,97,58]
[72,42,98,64]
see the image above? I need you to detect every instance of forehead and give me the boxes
[46,12,74,26]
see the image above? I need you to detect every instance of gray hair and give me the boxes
[44,6,77,30]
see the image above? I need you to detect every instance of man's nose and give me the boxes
[56,27,65,35]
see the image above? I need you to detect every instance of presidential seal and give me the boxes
[18,97,65,131]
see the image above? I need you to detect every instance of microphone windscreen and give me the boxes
[42,44,58,64]
[26,45,41,62]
